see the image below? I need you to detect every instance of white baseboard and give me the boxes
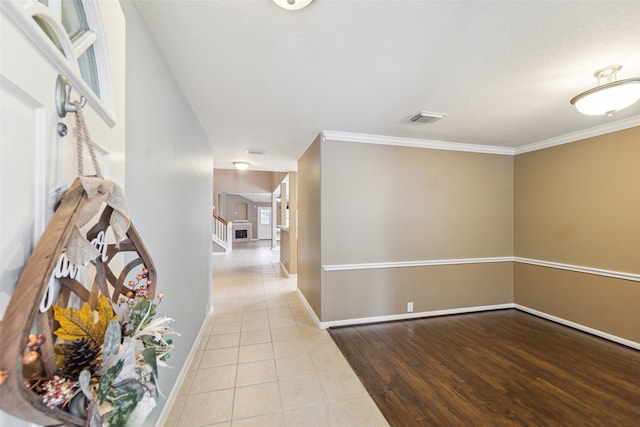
[155,310,214,426]
[280,261,290,278]
[296,288,322,327]
[296,289,515,330]
[319,303,515,329]
[280,261,298,279]
[514,304,640,350]
[294,289,640,350]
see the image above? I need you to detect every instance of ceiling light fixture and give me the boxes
[233,161,250,170]
[570,65,640,117]
[271,0,314,11]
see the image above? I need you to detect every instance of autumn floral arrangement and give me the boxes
[21,268,177,426]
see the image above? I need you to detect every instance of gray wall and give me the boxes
[121,2,213,425]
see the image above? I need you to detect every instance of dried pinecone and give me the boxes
[55,337,102,379]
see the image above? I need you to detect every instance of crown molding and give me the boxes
[322,115,640,156]
[515,115,640,154]
[321,131,515,155]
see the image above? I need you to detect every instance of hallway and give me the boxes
[165,241,388,426]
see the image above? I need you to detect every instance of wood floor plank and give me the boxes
[328,309,640,427]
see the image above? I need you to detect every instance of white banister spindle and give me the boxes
[213,216,232,252]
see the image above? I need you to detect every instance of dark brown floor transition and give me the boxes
[328,309,640,426]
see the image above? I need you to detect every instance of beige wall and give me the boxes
[281,229,292,272]
[298,128,639,343]
[321,140,514,264]
[515,127,640,273]
[297,137,322,315]
[323,263,513,321]
[219,193,270,240]
[514,264,640,342]
[514,127,640,342]
[302,137,514,322]
[213,169,285,214]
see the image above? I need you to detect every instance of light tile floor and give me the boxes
[164,241,389,426]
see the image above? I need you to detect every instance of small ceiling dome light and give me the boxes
[570,65,640,117]
[233,161,250,170]
[272,0,314,11]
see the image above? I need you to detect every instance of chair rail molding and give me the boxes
[322,256,640,282]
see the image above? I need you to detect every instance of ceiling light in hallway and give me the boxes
[233,161,250,170]
[272,0,314,11]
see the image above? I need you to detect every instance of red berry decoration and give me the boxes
[35,334,46,347]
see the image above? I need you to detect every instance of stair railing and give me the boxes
[213,215,232,252]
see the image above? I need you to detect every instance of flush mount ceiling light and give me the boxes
[570,65,640,117]
[233,161,250,170]
[272,0,314,11]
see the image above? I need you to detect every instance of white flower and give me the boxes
[133,316,178,341]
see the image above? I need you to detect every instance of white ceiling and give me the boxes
[132,0,640,172]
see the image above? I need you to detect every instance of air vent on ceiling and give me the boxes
[409,111,447,124]
[247,148,266,155]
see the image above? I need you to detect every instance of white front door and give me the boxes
[257,206,272,240]
[0,2,125,423]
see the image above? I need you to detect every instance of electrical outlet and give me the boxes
[407,302,414,313]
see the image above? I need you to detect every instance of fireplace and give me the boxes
[232,222,252,242]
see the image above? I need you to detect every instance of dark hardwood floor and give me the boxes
[328,309,640,427]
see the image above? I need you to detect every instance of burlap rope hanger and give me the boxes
[64,101,131,267]
[73,99,103,179]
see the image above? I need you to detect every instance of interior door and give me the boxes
[0,2,124,423]
[1,11,65,325]
[1,0,117,313]
[257,206,272,240]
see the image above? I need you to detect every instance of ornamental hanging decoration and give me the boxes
[0,79,177,426]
